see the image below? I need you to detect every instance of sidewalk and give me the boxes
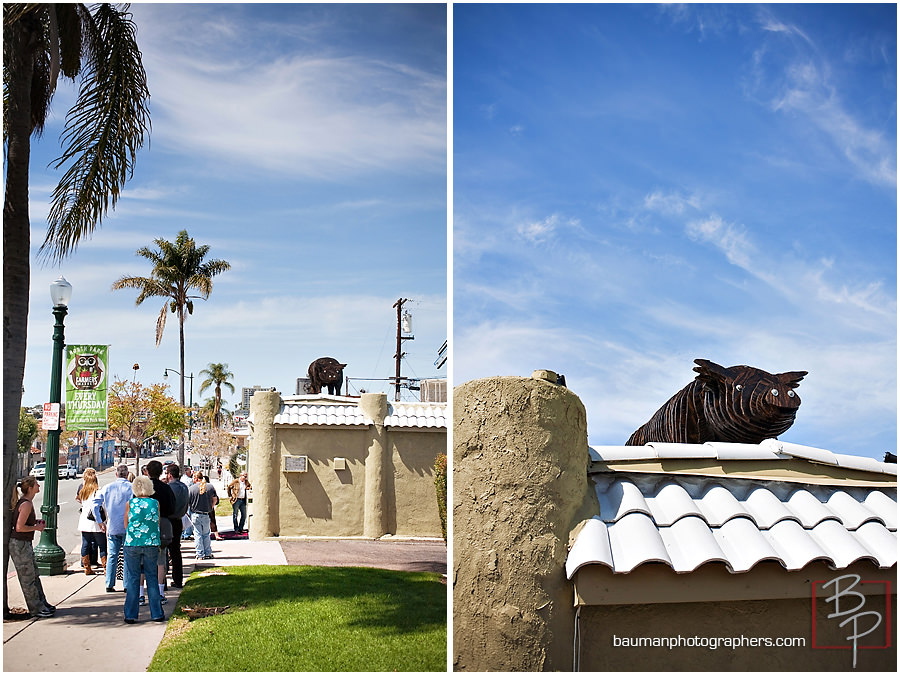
[3,514,286,672]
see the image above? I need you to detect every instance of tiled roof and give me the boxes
[273,397,447,428]
[567,443,897,578]
[385,402,447,428]
[589,439,897,476]
[274,403,373,426]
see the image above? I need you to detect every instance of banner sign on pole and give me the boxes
[65,345,109,430]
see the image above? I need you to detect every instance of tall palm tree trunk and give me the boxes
[3,16,38,617]
[214,383,222,429]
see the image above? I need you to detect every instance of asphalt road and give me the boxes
[34,450,178,568]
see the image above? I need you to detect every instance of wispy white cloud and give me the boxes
[686,215,755,269]
[644,190,702,216]
[749,11,896,189]
[137,36,444,179]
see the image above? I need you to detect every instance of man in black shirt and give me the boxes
[145,461,175,602]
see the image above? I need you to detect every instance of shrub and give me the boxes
[434,453,447,541]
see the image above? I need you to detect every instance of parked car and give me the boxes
[58,463,77,480]
[29,462,46,480]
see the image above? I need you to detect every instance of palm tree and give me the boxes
[199,396,232,429]
[199,363,236,429]
[3,3,149,618]
[112,231,231,463]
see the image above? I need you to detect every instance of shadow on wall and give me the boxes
[285,466,332,520]
[394,437,438,477]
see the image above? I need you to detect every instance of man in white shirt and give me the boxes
[91,465,134,592]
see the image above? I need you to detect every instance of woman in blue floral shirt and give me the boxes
[123,476,164,623]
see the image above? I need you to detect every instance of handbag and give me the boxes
[159,516,174,547]
[87,505,107,522]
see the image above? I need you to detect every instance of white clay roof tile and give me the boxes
[567,465,897,578]
[273,398,446,428]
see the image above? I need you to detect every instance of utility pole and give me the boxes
[393,298,415,401]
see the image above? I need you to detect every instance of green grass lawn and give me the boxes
[149,565,447,672]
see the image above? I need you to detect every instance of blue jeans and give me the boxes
[232,498,247,531]
[81,531,106,559]
[106,533,125,589]
[191,512,212,557]
[124,546,163,621]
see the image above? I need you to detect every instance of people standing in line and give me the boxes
[92,464,135,592]
[227,471,252,533]
[188,473,214,560]
[8,477,55,618]
[75,468,105,575]
[144,460,175,605]
[164,464,189,589]
[123,476,164,624]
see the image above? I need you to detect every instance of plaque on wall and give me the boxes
[283,455,308,472]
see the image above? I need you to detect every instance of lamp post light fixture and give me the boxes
[34,276,72,575]
[164,368,193,464]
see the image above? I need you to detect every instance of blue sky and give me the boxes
[453,3,896,459]
[23,3,447,411]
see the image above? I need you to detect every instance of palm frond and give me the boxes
[39,3,150,262]
[155,301,167,347]
[110,275,168,305]
[55,4,84,80]
[3,4,44,27]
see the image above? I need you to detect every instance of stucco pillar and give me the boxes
[248,390,281,540]
[453,370,599,672]
[360,392,389,538]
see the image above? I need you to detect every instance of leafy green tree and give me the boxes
[17,408,38,455]
[107,379,185,474]
[111,231,231,463]
[3,3,150,618]
[199,363,235,429]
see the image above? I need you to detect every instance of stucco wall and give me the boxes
[249,392,445,539]
[276,427,368,537]
[453,372,599,672]
[389,429,444,536]
[272,426,444,537]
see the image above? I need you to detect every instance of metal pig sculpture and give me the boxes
[307,357,347,395]
[626,359,807,446]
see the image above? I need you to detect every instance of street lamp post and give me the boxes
[34,276,72,575]
[164,368,193,465]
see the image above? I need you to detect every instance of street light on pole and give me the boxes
[164,368,193,464]
[34,276,72,575]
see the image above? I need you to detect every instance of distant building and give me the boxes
[420,378,447,402]
[241,385,275,410]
